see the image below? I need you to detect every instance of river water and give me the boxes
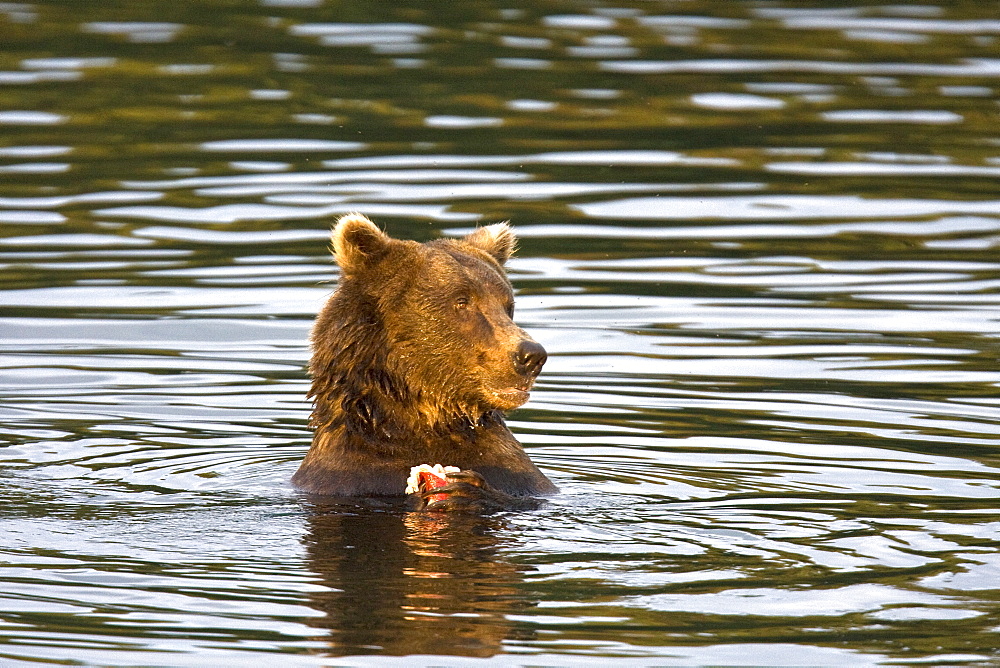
[2,2,1000,666]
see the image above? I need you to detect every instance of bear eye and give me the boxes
[455,296,470,309]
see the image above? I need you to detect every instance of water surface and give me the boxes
[2,1,1000,666]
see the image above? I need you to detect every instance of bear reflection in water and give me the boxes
[293,214,557,511]
[302,501,540,657]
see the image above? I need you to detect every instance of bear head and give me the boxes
[309,214,546,442]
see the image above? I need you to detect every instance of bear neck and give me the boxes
[310,371,505,455]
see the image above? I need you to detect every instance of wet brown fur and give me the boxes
[292,214,557,498]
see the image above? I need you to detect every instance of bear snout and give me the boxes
[513,340,547,379]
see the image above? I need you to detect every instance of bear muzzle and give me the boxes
[483,339,546,409]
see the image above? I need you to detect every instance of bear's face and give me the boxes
[327,215,546,425]
[384,242,544,413]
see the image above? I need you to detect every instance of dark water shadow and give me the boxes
[299,497,538,658]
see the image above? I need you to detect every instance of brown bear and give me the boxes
[292,213,557,510]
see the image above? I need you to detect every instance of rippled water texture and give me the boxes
[2,2,1000,666]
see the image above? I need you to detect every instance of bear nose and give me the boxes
[513,340,547,378]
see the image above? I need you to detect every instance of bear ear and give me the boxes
[463,222,516,265]
[331,213,392,273]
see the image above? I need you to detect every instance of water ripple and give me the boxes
[2,1,1000,664]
